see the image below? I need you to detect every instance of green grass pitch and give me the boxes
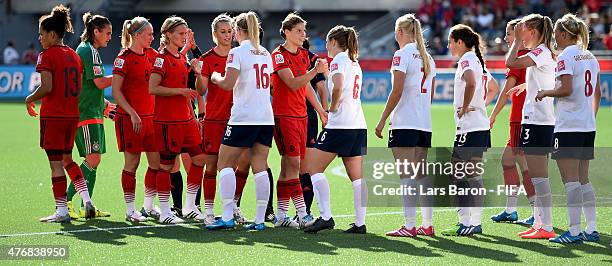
[0,103,610,264]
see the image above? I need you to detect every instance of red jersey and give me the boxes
[35,45,82,119]
[507,49,529,123]
[271,45,310,117]
[199,48,232,121]
[151,49,192,123]
[113,48,158,116]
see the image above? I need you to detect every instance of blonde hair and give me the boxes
[396,14,431,78]
[522,14,555,57]
[234,11,261,51]
[160,16,187,46]
[211,13,232,45]
[555,13,590,50]
[121,17,150,48]
[327,25,359,61]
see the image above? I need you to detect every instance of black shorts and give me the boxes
[519,124,554,155]
[306,102,318,148]
[551,131,595,160]
[315,128,367,157]
[452,130,491,160]
[222,124,274,148]
[388,129,432,148]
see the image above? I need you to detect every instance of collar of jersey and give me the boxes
[458,51,476,63]
[240,40,252,46]
[401,42,417,50]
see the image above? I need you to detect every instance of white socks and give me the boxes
[352,179,367,227]
[401,178,417,228]
[581,182,597,234]
[564,181,583,236]
[468,176,484,226]
[418,176,433,228]
[219,168,236,221]
[532,177,553,232]
[311,173,332,220]
[253,171,270,224]
[506,186,518,213]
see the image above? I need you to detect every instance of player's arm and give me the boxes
[148,73,197,99]
[505,45,535,69]
[375,70,406,138]
[430,78,436,103]
[277,60,324,90]
[593,73,601,117]
[536,74,572,101]
[315,79,329,110]
[490,76,517,126]
[93,75,113,90]
[195,72,209,96]
[306,83,328,125]
[26,71,52,103]
[111,75,136,117]
[210,67,239,91]
[485,75,500,106]
[458,69,476,118]
[197,94,205,119]
[329,73,343,113]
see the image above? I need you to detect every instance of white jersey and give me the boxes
[325,51,367,129]
[523,44,556,125]
[225,40,274,125]
[554,45,599,132]
[453,51,490,134]
[389,43,436,132]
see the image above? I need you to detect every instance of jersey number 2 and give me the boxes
[253,64,270,89]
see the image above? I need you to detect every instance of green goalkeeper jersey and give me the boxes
[76,41,106,122]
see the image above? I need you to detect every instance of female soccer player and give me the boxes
[270,13,328,228]
[506,14,557,240]
[536,14,601,243]
[304,25,368,234]
[66,12,114,219]
[149,16,206,224]
[375,14,437,237]
[440,24,490,237]
[489,18,536,225]
[112,16,160,223]
[203,12,274,231]
[26,4,95,222]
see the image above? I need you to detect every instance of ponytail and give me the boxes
[523,14,555,58]
[121,17,150,48]
[346,28,359,61]
[327,25,360,61]
[555,13,590,50]
[39,4,73,39]
[80,12,111,42]
[396,14,431,77]
[234,11,261,51]
[121,20,132,48]
[449,24,487,73]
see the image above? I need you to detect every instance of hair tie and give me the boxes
[560,22,577,36]
[132,21,150,34]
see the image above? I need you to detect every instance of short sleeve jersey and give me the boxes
[112,48,158,116]
[151,49,192,123]
[271,45,310,117]
[506,49,529,123]
[76,41,105,121]
[453,51,490,134]
[199,48,232,121]
[35,45,82,119]
[523,44,556,125]
[325,51,367,129]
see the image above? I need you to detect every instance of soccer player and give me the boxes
[26,4,96,222]
[148,16,206,224]
[112,16,160,223]
[299,38,328,219]
[489,18,536,225]
[204,12,274,231]
[270,13,328,228]
[506,14,557,240]
[304,25,368,234]
[66,12,114,219]
[375,14,437,237]
[536,14,601,243]
[440,24,490,237]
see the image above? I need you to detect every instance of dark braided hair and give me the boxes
[450,24,487,73]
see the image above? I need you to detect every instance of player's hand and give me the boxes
[457,106,475,119]
[318,110,328,128]
[26,101,38,117]
[314,59,328,74]
[186,29,196,50]
[535,90,547,102]
[190,58,202,75]
[104,102,118,120]
[179,88,199,100]
[489,115,496,129]
[210,72,222,84]
[130,113,142,134]
[507,84,526,96]
[514,22,524,42]
[375,120,385,139]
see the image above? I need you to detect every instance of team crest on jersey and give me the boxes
[114,58,125,69]
[460,60,469,69]
[331,63,338,72]
[392,56,401,66]
[556,60,566,72]
[93,66,103,76]
[154,57,164,68]
[228,54,234,64]
[275,54,285,64]
[531,48,543,56]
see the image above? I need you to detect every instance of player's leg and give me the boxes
[182,146,206,221]
[302,148,336,233]
[169,156,184,215]
[205,144,244,229]
[141,152,161,219]
[416,146,435,236]
[62,152,95,219]
[343,155,367,234]
[300,148,315,215]
[275,154,303,228]
[514,151,536,225]
[491,145,520,222]
[202,153,218,224]
[386,147,418,237]
[122,152,147,223]
[520,154,555,239]
[579,159,598,241]
[232,150,250,224]
[244,142,272,231]
[40,150,71,223]
[549,155,583,243]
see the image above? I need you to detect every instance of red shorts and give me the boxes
[40,118,78,152]
[202,119,228,155]
[154,120,202,155]
[115,114,158,153]
[273,116,307,159]
[507,122,523,154]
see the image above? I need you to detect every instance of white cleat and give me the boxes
[275,217,300,228]
[202,214,216,226]
[125,211,147,224]
[233,207,249,224]
[182,207,206,222]
[40,211,71,223]
[159,213,185,224]
[296,214,316,229]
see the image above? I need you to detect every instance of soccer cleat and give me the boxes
[582,231,600,242]
[67,201,79,219]
[159,213,185,224]
[518,227,537,236]
[490,210,518,222]
[345,223,367,234]
[521,228,555,239]
[125,211,147,224]
[265,207,275,222]
[296,214,316,229]
[244,223,266,231]
[549,231,583,244]
[205,218,236,230]
[417,226,435,236]
[202,214,216,226]
[40,211,71,223]
[275,217,300,228]
[80,208,111,218]
[83,202,96,220]
[304,217,335,234]
[171,206,183,218]
[514,216,534,226]
[471,225,483,234]
[386,226,416,237]
[182,207,206,222]
[233,207,249,224]
[140,206,161,220]
[441,223,473,236]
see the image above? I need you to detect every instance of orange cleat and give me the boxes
[521,228,555,239]
[518,227,537,236]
